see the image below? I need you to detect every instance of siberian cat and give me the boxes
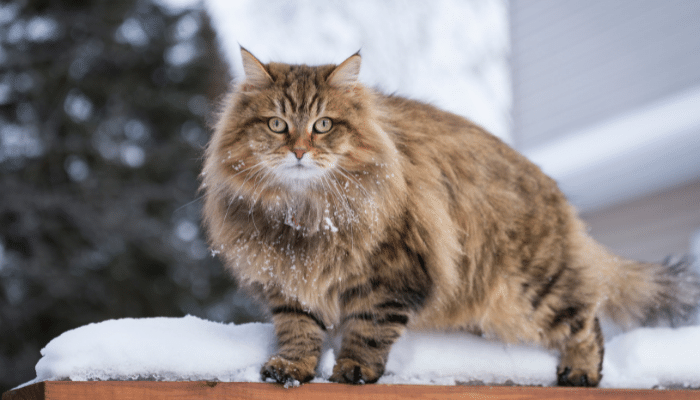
[201,48,700,387]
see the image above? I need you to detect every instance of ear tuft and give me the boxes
[240,47,273,89]
[327,53,361,88]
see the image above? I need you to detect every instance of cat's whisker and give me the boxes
[240,166,273,234]
[322,173,355,252]
[250,167,277,205]
[232,162,268,202]
[320,173,343,208]
[326,172,354,220]
[332,168,365,197]
[335,166,372,199]
[222,195,234,226]
[229,159,268,179]
[173,194,204,215]
[332,168,389,224]
[321,173,343,209]
[246,172,270,210]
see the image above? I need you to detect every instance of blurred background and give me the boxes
[512,1,700,261]
[1,0,698,392]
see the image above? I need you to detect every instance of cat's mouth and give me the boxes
[273,155,326,185]
[282,164,324,181]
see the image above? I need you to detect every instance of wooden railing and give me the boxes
[3,381,700,400]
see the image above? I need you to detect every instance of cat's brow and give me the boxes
[283,84,322,115]
[276,99,286,115]
[239,116,267,132]
[283,90,298,113]
[306,91,320,115]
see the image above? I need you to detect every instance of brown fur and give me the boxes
[201,49,700,387]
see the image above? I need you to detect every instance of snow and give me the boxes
[33,316,271,384]
[323,217,338,233]
[603,327,700,389]
[198,0,512,142]
[19,315,700,390]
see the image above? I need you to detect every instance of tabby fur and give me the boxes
[201,48,700,387]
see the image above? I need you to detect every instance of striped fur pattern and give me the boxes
[201,49,700,387]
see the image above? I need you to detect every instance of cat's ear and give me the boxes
[327,52,361,88]
[240,47,273,89]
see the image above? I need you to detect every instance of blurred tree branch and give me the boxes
[0,0,260,392]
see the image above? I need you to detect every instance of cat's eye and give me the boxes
[268,117,287,133]
[313,117,333,134]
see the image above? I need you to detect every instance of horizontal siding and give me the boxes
[511,0,700,150]
[581,179,700,262]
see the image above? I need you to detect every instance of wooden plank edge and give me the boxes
[2,382,44,400]
[3,381,699,400]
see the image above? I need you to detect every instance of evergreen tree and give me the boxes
[0,0,260,392]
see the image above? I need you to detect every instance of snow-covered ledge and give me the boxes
[524,85,700,213]
[12,316,700,391]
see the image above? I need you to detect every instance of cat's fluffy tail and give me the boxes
[601,255,700,328]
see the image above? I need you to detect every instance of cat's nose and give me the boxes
[293,148,307,160]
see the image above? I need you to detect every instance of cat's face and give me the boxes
[212,49,382,196]
[239,81,349,189]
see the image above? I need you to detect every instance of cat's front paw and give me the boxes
[557,366,600,387]
[329,358,383,384]
[260,356,316,386]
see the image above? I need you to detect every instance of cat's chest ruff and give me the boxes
[234,229,354,315]
[230,212,347,276]
[281,208,341,234]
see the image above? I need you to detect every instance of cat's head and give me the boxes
[206,48,399,202]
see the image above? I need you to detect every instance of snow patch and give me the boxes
[601,326,700,388]
[22,316,700,389]
[323,217,338,233]
[34,316,272,383]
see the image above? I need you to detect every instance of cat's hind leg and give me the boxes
[555,316,604,387]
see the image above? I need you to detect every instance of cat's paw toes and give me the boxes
[260,356,315,386]
[329,358,382,384]
[557,366,600,387]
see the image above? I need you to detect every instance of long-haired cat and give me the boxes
[201,48,700,387]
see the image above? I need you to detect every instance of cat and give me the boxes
[200,48,700,387]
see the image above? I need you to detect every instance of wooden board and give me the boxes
[3,381,699,400]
